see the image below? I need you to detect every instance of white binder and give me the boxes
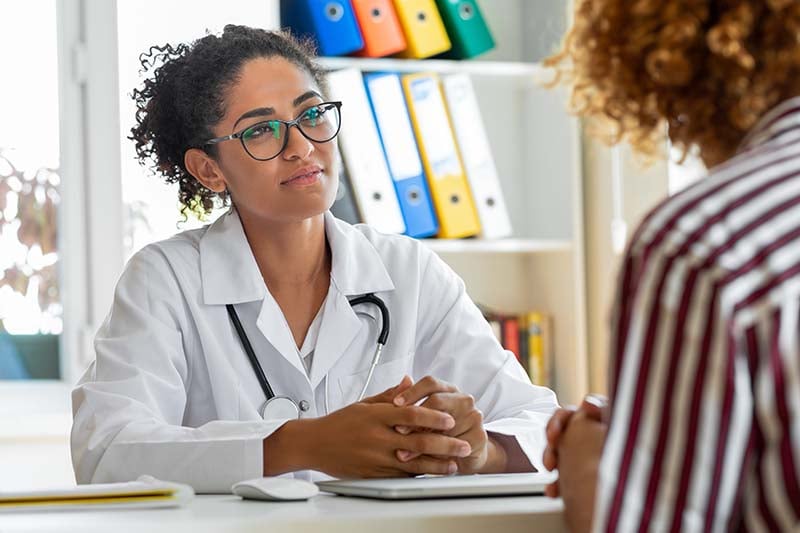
[441,74,512,239]
[326,68,406,235]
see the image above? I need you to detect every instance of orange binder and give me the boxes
[352,0,407,57]
[392,0,451,59]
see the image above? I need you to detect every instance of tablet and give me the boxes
[316,472,557,500]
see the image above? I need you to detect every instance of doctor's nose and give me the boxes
[281,126,315,161]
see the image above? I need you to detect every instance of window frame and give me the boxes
[0,0,124,421]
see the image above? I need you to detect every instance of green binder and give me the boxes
[434,0,495,59]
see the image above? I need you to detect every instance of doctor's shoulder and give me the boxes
[114,227,207,301]
[349,222,458,287]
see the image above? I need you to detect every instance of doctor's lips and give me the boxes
[281,165,323,186]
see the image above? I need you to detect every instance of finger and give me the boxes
[396,449,421,462]
[581,394,609,422]
[452,422,486,458]
[544,481,560,498]
[420,393,477,435]
[542,445,558,471]
[398,456,458,476]
[393,376,458,407]
[400,432,472,458]
[545,408,575,445]
[361,375,414,404]
[388,405,456,432]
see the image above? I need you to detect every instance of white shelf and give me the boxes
[422,238,571,254]
[318,57,548,79]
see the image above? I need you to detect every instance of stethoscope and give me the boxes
[226,293,390,420]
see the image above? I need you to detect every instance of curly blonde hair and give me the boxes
[546,0,800,166]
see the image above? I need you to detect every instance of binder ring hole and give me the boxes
[373,192,382,201]
[459,3,475,20]
[371,7,382,19]
[450,194,460,204]
[326,2,344,21]
[417,11,427,22]
[486,197,496,207]
[408,188,422,205]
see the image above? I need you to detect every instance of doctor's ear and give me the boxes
[184,148,227,193]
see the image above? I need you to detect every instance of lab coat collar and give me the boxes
[199,209,396,387]
[199,210,396,305]
[199,209,266,306]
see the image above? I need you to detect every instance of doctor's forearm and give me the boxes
[484,432,535,473]
[262,419,317,476]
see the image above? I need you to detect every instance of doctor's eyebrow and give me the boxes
[231,90,323,130]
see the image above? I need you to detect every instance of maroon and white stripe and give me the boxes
[593,97,800,532]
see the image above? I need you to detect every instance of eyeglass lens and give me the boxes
[241,103,341,160]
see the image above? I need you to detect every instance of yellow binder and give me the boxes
[402,72,481,239]
[392,0,451,59]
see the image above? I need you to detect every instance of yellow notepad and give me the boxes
[0,476,194,513]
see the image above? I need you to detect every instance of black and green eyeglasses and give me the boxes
[204,101,342,161]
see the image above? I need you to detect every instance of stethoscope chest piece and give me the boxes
[259,396,301,420]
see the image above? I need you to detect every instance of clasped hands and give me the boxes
[313,375,500,478]
[541,394,609,533]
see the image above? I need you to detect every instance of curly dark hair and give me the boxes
[129,25,328,218]
[545,0,800,167]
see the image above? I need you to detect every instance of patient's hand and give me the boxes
[557,409,607,533]
[543,395,607,497]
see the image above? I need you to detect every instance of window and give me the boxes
[0,1,62,380]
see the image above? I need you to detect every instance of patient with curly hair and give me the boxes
[543,1,800,531]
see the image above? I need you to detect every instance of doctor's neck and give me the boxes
[237,207,331,289]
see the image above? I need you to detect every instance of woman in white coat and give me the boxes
[71,25,558,493]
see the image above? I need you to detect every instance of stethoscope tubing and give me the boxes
[226,303,276,399]
[227,293,389,414]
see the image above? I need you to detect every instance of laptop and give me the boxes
[315,472,557,500]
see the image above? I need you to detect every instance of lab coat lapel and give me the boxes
[308,213,396,389]
[255,293,307,378]
[309,289,362,388]
[199,209,306,377]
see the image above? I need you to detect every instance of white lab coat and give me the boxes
[71,210,558,493]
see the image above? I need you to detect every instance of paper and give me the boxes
[0,475,194,513]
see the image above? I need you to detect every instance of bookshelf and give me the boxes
[422,238,572,254]
[320,57,547,78]
[275,1,588,404]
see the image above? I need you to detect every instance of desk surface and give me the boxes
[0,493,566,533]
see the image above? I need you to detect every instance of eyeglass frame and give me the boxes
[202,101,343,161]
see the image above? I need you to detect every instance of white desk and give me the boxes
[0,494,567,533]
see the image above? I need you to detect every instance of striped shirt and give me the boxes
[593,98,800,532]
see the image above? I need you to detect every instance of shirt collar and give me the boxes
[199,209,394,306]
[738,96,800,153]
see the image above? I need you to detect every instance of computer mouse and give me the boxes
[231,476,320,501]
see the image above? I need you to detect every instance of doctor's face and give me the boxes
[209,57,338,223]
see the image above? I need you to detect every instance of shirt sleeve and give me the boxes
[71,247,286,493]
[411,247,559,472]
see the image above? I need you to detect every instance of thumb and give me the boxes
[361,375,413,404]
[580,394,609,423]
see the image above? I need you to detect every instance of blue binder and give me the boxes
[363,72,438,238]
[280,0,364,57]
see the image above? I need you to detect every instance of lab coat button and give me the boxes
[299,400,311,412]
